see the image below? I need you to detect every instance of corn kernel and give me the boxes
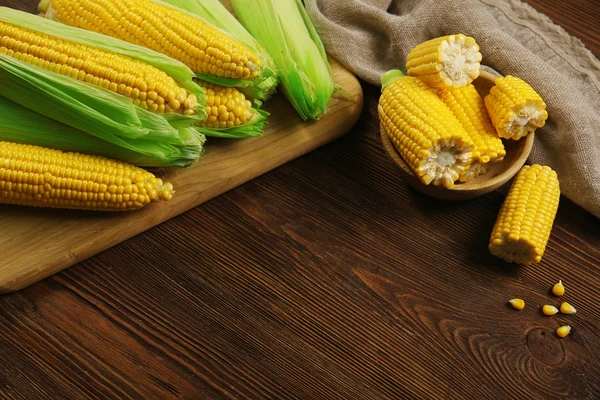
[542,305,559,316]
[560,302,577,315]
[552,280,565,296]
[556,325,571,338]
[509,298,525,310]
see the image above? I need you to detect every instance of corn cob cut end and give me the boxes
[407,34,482,89]
[489,164,560,264]
[413,135,474,188]
[485,75,548,140]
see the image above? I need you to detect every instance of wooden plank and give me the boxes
[0,59,363,293]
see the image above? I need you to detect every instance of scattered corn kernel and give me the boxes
[542,305,559,316]
[560,302,577,315]
[552,280,565,296]
[509,298,525,310]
[556,325,571,338]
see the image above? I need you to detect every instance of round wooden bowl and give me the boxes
[381,70,534,201]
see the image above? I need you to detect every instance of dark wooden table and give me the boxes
[1,0,599,399]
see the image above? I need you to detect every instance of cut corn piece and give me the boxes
[379,70,474,188]
[437,84,506,182]
[0,141,174,211]
[489,165,560,264]
[406,34,482,89]
[0,20,198,115]
[484,75,548,140]
[41,0,278,100]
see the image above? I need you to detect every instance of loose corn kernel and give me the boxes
[509,298,525,310]
[552,280,565,296]
[406,34,482,88]
[556,325,571,338]
[484,75,548,140]
[379,70,474,188]
[560,302,577,315]
[489,165,560,264]
[48,0,262,80]
[542,305,559,316]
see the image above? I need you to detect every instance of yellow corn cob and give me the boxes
[45,0,262,81]
[0,141,174,211]
[379,70,474,188]
[406,34,482,89]
[489,164,560,264]
[199,82,254,129]
[437,84,506,182]
[0,20,198,115]
[484,75,548,140]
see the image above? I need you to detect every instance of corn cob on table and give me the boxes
[0,58,363,293]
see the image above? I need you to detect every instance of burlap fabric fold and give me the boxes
[304,0,600,219]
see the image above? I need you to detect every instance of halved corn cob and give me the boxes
[437,84,506,182]
[379,70,474,188]
[406,34,482,89]
[489,164,560,264]
[0,141,174,211]
[484,75,548,140]
[0,8,205,166]
[40,0,278,100]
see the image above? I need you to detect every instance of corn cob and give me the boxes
[407,34,482,89]
[0,141,174,211]
[0,20,198,115]
[231,0,335,120]
[40,0,278,100]
[489,165,560,264]
[437,84,506,182]
[484,75,548,140]
[199,82,255,129]
[379,70,474,188]
[0,8,205,166]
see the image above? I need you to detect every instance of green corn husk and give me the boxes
[0,97,204,167]
[0,8,207,165]
[41,0,278,101]
[230,0,335,120]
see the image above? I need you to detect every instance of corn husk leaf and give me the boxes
[230,0,335,120]
[0,97,204,167]
[157,0,278,100]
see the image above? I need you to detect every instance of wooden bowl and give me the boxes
[381,70,534,201]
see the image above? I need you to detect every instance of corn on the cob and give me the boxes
[489,164,560,264]
[0,8,205,166]
[484,75,548,140]
[437,84,506,182]
[0,20,198,115]
[0,141,174,211]
[379,70,474,188]
[406,34,482,89]
[231,0,335,120]
[40,0,278,100]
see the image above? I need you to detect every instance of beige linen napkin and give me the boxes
[304,0,600,219]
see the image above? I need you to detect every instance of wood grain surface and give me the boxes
[1,0,599,399]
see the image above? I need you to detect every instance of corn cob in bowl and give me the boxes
[380,70,534,200]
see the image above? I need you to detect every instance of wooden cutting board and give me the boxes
[0,59,363,294]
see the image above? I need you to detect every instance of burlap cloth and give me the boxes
[304,0,600,219]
